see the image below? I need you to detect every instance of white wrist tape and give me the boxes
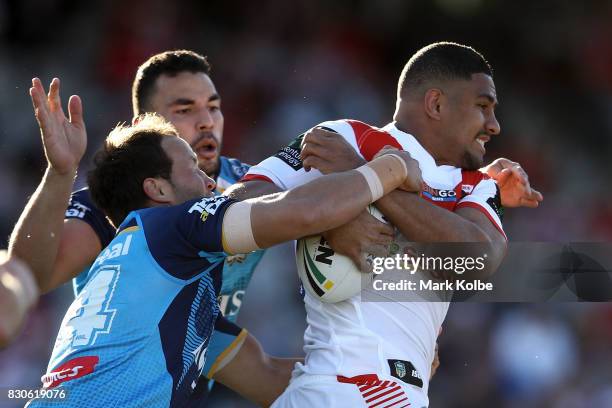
[356,153,409,202]
[356,166,384,202]
[222,202,260,254]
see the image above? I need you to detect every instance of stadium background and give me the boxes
[1,0,611,406]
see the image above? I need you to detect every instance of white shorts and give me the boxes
[271,372,429,408]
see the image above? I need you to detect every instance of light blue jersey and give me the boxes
[30,195,236,407]
[62,157,265,402]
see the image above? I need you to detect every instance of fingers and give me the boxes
[300,141,326,162]
[47,78,63,113]
[68,95,84,126]
[365,244,390,258]
[29,79,49,124]
[510,165,529,186]
[492,167,512,184]
[532,189,544,202]
[302,155,327,173]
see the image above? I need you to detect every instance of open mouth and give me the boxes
[193,136,218,160]
[475,135,490,153]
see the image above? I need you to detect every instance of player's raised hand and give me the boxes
[482,158,543,208]
[29,77,86,175]
[301,127,365,174]
[374,146,423,193]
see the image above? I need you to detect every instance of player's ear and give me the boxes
[423,88,443,121]
[143,177,173,204]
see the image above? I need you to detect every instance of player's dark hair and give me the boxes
[88,114,177,227]
[132,50,211,115]
[397,42,492,98]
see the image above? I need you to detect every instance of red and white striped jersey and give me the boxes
[244,120,505,404]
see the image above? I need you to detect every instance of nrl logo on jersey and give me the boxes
[394,361,407,378]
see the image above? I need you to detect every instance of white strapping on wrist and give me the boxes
[222,202,260,254]
[355,165,384,202]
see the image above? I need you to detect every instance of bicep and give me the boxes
[455,206,506,244]
[224,179,283,201]
[221,195,293,254]
[47,219,102,291]
[455,206,507,270]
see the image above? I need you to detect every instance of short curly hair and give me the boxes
[88,114,178,227]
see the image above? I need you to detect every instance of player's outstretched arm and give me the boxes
[221,150,421,254]
[212,332,301,407]
[9,78,87,293]
[224,179,282,201]
[0,252,38,349]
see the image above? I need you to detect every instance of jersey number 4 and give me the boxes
[64,265,120,348]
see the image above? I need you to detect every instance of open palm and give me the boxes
[30,77,86,175]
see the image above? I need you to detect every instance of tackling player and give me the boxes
[226,42,541,407]
[21,100,420,407]
[8,51,303,401]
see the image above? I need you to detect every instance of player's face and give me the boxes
[441,73,500,170]
[149,72,224,177]
[162,137,216,204]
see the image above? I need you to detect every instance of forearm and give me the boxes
[376,190,490,242]
[212,331,300,407]
[250,170,377,248]
[0,257,38,348]
[9,167,76,292]
[376,190,506,274]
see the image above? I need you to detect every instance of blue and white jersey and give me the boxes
[31,195,235,407]
[63,156,266,400]
[65,156,265,320]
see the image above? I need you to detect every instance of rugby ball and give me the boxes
[296,205,387,303]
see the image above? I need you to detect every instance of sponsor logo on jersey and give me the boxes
[462,184,474,194]
[65,200,91,219]
[218,289,245,317]
[188,196,228,222]
[274,134,304,170]
[42,356,99,388]
[421,184,457,202]
[92,234,133,268]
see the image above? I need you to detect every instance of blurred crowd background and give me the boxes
[1,0,611,407]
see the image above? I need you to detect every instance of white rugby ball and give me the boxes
[296,205,387,303]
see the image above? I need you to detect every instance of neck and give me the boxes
[394,102,454,166]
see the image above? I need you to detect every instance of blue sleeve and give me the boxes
[65,188,116,248]
[139,195,237,280]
